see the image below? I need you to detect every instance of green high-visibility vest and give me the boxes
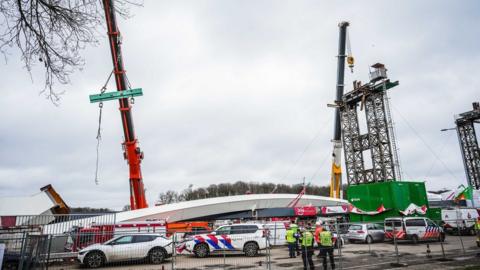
[475,220,480,230]
[301,231,314,247]
[286,229,296,243]
[320,231,333,247]
[290,224,298,233]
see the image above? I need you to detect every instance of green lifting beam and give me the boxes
[89,88,143,103]
[373,80,399,92]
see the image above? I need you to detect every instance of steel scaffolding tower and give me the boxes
[455,102,480,190]
[340,63,401,185]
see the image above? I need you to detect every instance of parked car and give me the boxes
[184,224,268,258]
[346,223,385,244]
[384,217,445,244]
[78,234,173,268]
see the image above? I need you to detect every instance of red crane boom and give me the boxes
[102,0,148,210]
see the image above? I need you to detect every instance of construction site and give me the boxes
[0,1,479,270]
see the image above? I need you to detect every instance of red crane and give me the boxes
[98,0,148,210]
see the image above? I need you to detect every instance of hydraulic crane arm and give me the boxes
[329,22,351,199]
[102,0,148,210]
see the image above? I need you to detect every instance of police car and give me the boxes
[384,217,445,244]
[184,224,268,257]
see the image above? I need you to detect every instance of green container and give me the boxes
[347,181,429,223]
[427,207,442,223]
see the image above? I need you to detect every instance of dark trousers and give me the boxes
[320,246,335,270]
[287,243,296,258]
[295,239,300,255]
[301,246,314,270]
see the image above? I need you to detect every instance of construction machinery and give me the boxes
[455,102,480,191]
[329,21,353,198]
[89,0,148,210]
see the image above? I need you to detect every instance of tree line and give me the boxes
[156,181,331,205]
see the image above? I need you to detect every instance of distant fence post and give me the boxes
[223,238,226,269]
[393,222,400,265]
[335,220,342,270]
[45,234,53,270]
[18,232,27,270]
[267,232,272,270]
[455,219,466,254]
[171,233,176,270]
[273,225,277,246]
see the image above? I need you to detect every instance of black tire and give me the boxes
[149,247,166,264]
[365,235,373,244]
[193,243,209,258]
[411,235,419,245]
[84,251,105,269]
[243,242,259,257]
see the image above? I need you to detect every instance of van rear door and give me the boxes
[384,219,404,239]
[405,218,426,238]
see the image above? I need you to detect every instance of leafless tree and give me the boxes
[0,0,139,103]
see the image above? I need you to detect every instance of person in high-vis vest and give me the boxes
[319,229,335,270]
[290,220,300,256]
[300,225,315,270]
[314,221,324,257]
[286,226,297,258]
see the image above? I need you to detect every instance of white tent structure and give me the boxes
[116,193,348,223]
[41,194,347,234]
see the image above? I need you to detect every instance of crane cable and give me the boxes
[94,37,134,185]
[346,29,354,73]
[94,70,114,185]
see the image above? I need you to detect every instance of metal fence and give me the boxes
[1,214,479,269]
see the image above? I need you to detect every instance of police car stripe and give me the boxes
[206,235,222,250]
[195,236,206,243]
[219,235,235,250]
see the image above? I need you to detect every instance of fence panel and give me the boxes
[172,231,271,270]
[2,215,480,269]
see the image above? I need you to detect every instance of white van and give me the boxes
[384,217,445,244]
[441,208,478,235]
[262,222,287,246]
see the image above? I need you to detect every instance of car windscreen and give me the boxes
[348,225,363,231]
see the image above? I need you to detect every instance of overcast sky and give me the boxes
[0,1,479,210]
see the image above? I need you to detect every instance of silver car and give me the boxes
[346,223,385,244]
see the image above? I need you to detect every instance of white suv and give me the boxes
[184,224,268,258]
[78,234,173,268]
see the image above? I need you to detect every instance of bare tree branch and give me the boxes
[0,0,141,103]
